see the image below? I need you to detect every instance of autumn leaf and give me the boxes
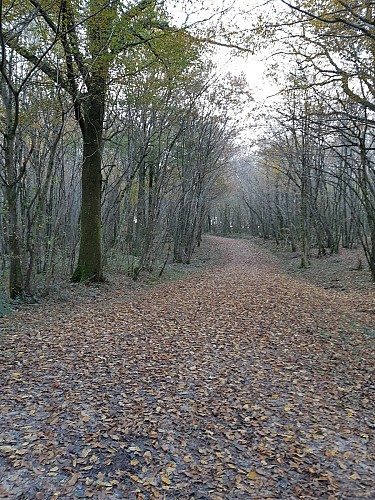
[247,471,259,480]
[0,237,374,499]
[81,448,92,458]
[66,473,80,487]
[0,446,15,454]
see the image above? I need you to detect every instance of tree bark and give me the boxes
[5,132,24,298]
[1,60,24,298]
[71,89,104,282]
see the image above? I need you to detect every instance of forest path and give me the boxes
[1,236,374,499]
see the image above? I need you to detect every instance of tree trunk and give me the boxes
[5,132,24,298]
[71,93,104,282]
[299,161,311,268]
[1,49,24,297]
[369,225,375,282]
[135,164,146,256]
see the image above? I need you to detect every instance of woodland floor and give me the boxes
[0,236,374,499]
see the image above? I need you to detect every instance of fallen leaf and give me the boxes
[81,448,91,458]
[247,471,259,480]
[66,472,80,487]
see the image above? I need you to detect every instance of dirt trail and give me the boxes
[0,236,374,499]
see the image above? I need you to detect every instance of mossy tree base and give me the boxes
[71,264,104,283]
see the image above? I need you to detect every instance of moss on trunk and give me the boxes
[72,90,104,283]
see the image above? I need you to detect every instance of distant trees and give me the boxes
[0,2,243,297]
[8,0,375,295]
[274,0,375,276]
[3,0,180,283]
[212,71,375,279]
[1,0,207,285]
[0,2,54,298]
[205,1,375,281]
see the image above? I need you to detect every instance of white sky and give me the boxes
[167,0,280,99]
[166,0,283,145]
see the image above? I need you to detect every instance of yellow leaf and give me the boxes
[130,459,139,466]
[96,481,112,487]
[67,472,80,487]
[90,454,99,463]
[143,477,157,486]
[81,448,91,458]
[290,461,300,468]
[313,434,323,440]
[0,446,15,454]
[130,475,141,483]
[15,449,28,455]
[349,472,361,480]
[161,475,171,485]
[247,471,259,480]
[325,449,337,457]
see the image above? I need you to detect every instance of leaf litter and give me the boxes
[0,236,374,499]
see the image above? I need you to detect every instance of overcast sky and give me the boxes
[167,0,280,99]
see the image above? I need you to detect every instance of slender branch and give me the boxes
[280,0,375,41]
[61,0,87,79]
[5,35,71,93]
[29,0,59,34]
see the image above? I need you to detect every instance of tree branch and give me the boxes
[281,0,375,41]
[5,35,71,93]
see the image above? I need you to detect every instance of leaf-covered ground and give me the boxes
[1,237,374,499]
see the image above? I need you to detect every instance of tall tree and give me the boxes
[0,2,49,297]
[5,0,188,282]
